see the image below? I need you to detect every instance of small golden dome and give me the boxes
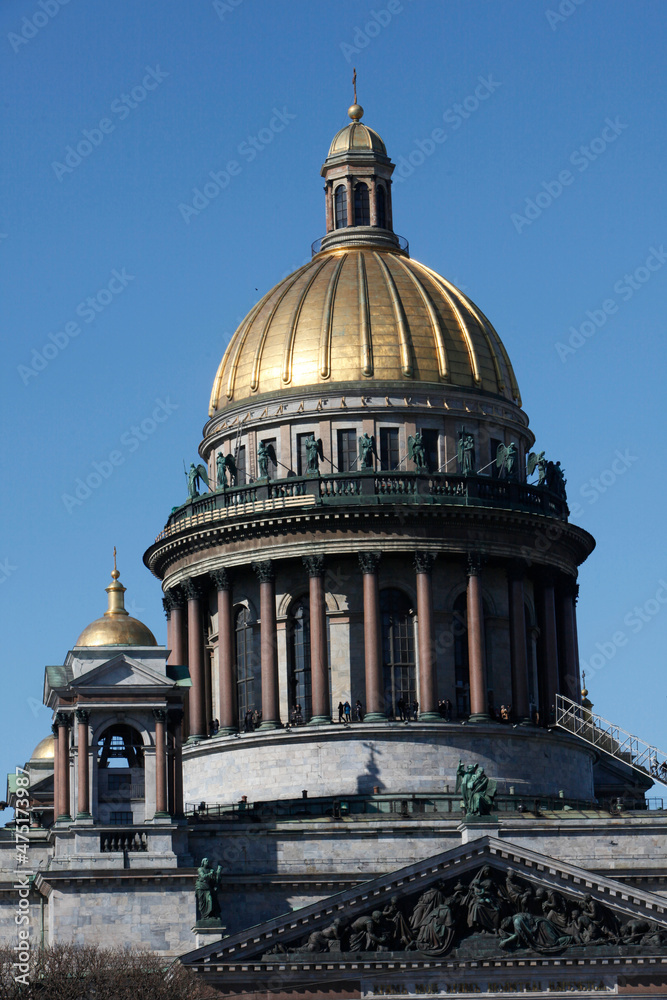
[75,557,157,647]
[30,735,55,761]
[209,248,521,413]
[328,121,386,157]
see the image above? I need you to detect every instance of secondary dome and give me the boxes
[75,560,157,647]
[328,121,387,157]
[209,248,521,413]
[30,734,55,761]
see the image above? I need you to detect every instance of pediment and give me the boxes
[71,653,172,690]
[182,835,667,971]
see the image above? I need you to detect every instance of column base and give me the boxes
[152,811,171,820]
[56,814,72,823]
[216,726,238,736]
[75,812,92,821]
[468,713,490,723]
[418,712,443,723]
[258,720,281,731]
[185,735,206,745]
[309,715,332,726]
[362,712,387,723]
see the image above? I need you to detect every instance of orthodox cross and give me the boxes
[353,67,357,104]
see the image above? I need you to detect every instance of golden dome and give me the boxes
[30,734,55,761]
[75,559,157,648]
[328,121,386,157]
[209,247,521,414]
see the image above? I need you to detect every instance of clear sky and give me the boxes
[1,0,666,799]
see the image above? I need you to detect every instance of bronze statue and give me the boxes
[349,910,390,952]
[408,433,427,470]
[499,912,572,954]
[456,761,497,816]
[526,450,546,485]
[358,433,376,469]
[257,441,270,479]
[457,430,475,475]
[216,453,225,489]
[305,918,344,952]
[496,441,518,481]
[546,459,567,500]
[305,435,323,474]
[195,857,223,925]
[187,462,208,500]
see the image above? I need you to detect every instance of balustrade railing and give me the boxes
[155,471,568,540]
[100,830,148,852]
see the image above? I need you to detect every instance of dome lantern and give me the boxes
[74,551,157,647]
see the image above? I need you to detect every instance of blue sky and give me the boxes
[1,0,666,795]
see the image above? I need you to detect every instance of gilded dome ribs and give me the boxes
[251,268,309,393]
[374,252,413,378]
[438,275,505,393]
[394,257,449,379]
[358,252,373,376]
[319,253,347,380]
[281,258,330,385]
[411,260,482,386]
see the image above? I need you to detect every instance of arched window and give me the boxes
[380,589,415,718]
[97,724,144,769]
[453,592,494,718]
[287,599,311,723]
[377,185,387,229]
[354,182,370,226]
[235,606,256,723]
[335,186,347,229]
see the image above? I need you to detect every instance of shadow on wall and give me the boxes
[357,741,383,794]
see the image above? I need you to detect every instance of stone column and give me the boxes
[466,555,489,722]
[507,568,531,724]
[169,709,184,818]
[211,569,236,734]
[164,587,186,667]
[51,722,60,822]
[303,556,330,724]
[324,181,333,232]
[414,552,440,720]
[359,552,384,721]
[184,579,206,741]
[346,176,354,227]
[540,575,560,725]
[253,560,280,729]
[55,711,71,821]
[370,176,378,227]
[572,584,582,702]
[559,579,580,703]
[75,709,91,819]
[153,709,169,818]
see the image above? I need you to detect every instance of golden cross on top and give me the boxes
[113,546,117,573]
[353,67,357,104]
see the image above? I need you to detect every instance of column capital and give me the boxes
[359,551,381,575]
[466,552,483,577]
[210,568,232,591]
[55,711,70,729]
[75,709,89,725]
[164,586,185,611]
[252,559,274,583]
[302,555,325,578]
[51,722,59,738]
[183,578,203,602]
[414,551,436,575]
[152,708,168,724]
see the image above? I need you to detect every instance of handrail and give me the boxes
[156,471,569,541]
[556,693,667,787]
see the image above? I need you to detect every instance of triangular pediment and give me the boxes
[182,835,667,971]
[71,653,172,690]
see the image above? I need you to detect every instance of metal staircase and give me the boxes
[555,693,667,787]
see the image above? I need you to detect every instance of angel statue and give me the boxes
[496,441,519,481]
[358,433,377,469]
[187,462,208,500]
[408,432,427,470]
[257,441,271,479]
[457,429,476,476]
[456,760,497,817]
[305,435,323,474]
[526,450,547,485]
[216,452,237,489]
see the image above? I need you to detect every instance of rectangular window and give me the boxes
[380,428,400,471]
[110,812,133,825]
[296,433,314,476]
[107,774,130,792]
[337,429,357,472]
[420,429,439,472]
[260,438,278,479]
[236,445,246,485]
